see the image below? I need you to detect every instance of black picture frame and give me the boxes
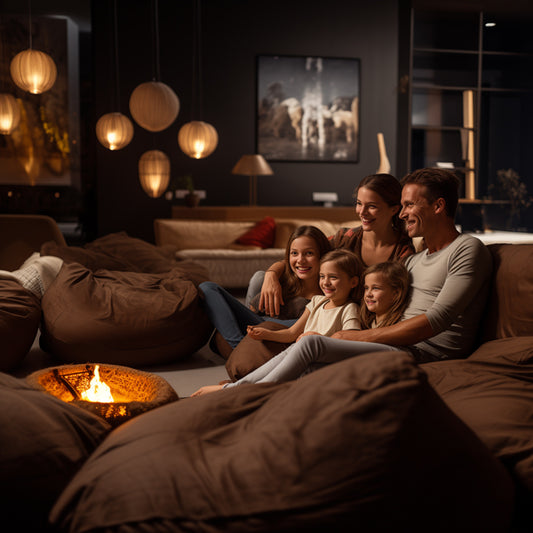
[256,54,360,163]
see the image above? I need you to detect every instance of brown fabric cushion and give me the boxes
[0,372,111,532]
[423,336,533,527]
[225,320,291,381]
[50,351,513,532]
[40,263,212,366]
[0,279,41,372]
[480,243,533,342]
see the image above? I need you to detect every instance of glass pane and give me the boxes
[413,51,478,87]
[413,10,479,51]
[412,89,474,127]
[482,54,533,90]
[483,14,533,53]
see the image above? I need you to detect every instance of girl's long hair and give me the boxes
[360,261,410,329]
[280,225,331,300]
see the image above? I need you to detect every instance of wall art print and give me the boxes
[256,55,360,163]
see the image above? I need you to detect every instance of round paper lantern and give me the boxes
[96,112,134,150]
[10,49,57,94]
[129,81,179,132]
[0,93,21,134]
[178,120,218,159]
[138,150,170,198]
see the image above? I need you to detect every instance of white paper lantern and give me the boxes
[178,120,218,159]
[0,94,21,134]
[96,112,134,150]
[138,149,170,198]
[129,81,179,132]
[10,49,57,94]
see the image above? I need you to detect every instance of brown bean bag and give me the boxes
[0,372,111,532]
[50,351,513,532]
[423,336,533,529]
[0,279,41,371]
[40,263,212,366]
[225,320,290,381]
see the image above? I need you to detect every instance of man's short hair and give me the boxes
[400,168,461,218]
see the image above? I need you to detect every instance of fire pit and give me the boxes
[27,363,179,427]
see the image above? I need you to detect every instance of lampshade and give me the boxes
[96,112,134,150]
[129,81,179,132]
[231,154,273,205]
[10,49,57,94]
[178,120,218,159]
[0,93,21,134]
[138,149,170,198]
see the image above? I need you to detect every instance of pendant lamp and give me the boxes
[96,0,133,150]
[10,2,57,94]
[138,149,170,198]
[178,0,218,159]
[129,0,179,132]
[0,93,21,134]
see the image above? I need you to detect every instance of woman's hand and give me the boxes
[190,384,224,397]
[259,271,284,317]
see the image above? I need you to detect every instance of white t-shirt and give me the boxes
[304,295,361,337]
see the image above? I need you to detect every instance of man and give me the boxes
[255,167,492,365]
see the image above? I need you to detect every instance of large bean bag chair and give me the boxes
[40,262,212,366]
[50,351,513,532]
[0,372,111,532]
[0,279,41,371]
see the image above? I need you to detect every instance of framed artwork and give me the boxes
[0,15,80,187]
[256,54,360,163]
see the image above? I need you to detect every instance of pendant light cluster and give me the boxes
[0,1,57,138]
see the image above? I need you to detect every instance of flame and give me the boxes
[80,365,114,402]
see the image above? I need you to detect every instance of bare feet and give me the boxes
[190,384,225,397]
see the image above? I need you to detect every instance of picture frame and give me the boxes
[256,54,360,163]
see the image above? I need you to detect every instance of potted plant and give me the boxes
[170,174,200,207]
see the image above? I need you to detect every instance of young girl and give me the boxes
[191,249,363,396]
[360,261,410,330]
[198,225,331,356]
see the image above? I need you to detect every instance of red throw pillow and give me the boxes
[235,216,276,248]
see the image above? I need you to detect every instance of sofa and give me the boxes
[154,207,361,288]
[1,219,533,531]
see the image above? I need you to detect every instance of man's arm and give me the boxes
[259,260,286,316]
[332,314,434,346]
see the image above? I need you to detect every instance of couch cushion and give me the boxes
[50,351,513,532]
[423,336,533,528]
[0,372,111,532]
[480,243,533,342]
[40,263,212,366]
[0,279,41,372]
[235,216,276,248]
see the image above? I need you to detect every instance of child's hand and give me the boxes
[190,384,224,397]
[296,331,321,342]
[247,325,267,339]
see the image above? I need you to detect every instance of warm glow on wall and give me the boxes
[129,81,180,132]
[0,94,21,134]
[96,112,134,150]
[10,49,57,94]
[138,149,170,198]
[178,120,218,159]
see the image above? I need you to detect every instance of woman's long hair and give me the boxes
[280,225,331,300]
[360,261,410,329]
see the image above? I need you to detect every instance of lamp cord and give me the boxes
[152,0,161,82]
[113,0,121,111]
[28,0,32,49]
[192,0,203,121]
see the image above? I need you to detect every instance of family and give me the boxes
[192,167,493,396]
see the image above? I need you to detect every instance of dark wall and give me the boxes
[92,0,400,242]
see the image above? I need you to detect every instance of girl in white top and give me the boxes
[191,249,363,396]
[360,261,410,330]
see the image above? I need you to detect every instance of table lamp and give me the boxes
[231,154,273,205]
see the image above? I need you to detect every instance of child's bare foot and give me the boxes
[190,384,224,397]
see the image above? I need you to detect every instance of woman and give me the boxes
[257,173,415,317]
[198,225,331,356]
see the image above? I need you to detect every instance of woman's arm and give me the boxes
[258,260,286,317]
[248,309,310,343]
